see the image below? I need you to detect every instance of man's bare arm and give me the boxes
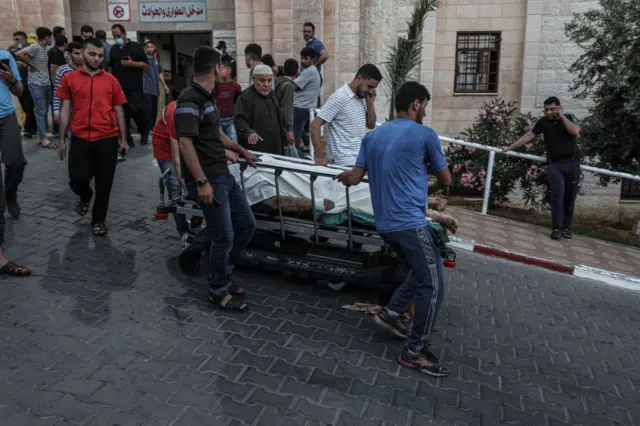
[7,80,23,97]
[310,116,326,158]
[559,114,581,137]
[169,138,182,179]
[219,129,245,154]
[365,103,376,129]
[435,167,452,187]
[317,50,329,66]
[504,132,536,151]
[179,137,207,181]
[59,100,71,144]
[114,105,127,142]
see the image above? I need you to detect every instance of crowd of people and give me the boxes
[0,19,581,377]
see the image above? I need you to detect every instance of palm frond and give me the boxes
[383,0,440,120]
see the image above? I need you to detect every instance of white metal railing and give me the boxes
[308,111,640,215]
[437,134,640,215]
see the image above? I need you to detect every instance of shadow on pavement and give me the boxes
[40,227,137,325]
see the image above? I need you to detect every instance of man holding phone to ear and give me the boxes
[504,96,581,240]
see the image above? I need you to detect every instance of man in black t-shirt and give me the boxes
[175,46,259,312]
[504,96,582,240]
[110,24,150,149]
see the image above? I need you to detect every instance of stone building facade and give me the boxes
[2,0,638,218]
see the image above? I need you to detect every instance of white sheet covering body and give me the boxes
[229,155,373,215]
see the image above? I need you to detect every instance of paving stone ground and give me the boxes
[1,141,640,426]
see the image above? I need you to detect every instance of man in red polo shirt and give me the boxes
[56,38,129,237]
[152,100,190,239]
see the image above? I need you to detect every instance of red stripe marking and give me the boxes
[473,244,575,275]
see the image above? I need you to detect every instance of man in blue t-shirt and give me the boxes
[335,81,452,377]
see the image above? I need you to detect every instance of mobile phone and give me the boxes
[0,58,11,69]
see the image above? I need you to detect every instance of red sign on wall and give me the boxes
[108,0,130,21]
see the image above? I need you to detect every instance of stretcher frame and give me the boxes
[154,152,455,281]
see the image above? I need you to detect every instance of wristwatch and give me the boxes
[196,178,209,187]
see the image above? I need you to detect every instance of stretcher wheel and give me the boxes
[179,249,201,275]
[154,212,169,220]
[443,260,456,268]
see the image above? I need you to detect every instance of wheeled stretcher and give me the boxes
[154,152,456,289]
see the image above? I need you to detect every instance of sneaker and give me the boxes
[117,153,126,162]
[397,347,449,377]
[550,229,562,240]
[373,308,410,338]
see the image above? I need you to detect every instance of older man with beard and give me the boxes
[56,38,129,237]
[234,64,288,155]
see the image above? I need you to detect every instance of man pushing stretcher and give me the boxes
[335,81,452,377]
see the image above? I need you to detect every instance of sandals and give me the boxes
[0,261,31,277]
[209,292,248,312]
[76,200,90,216]
[40,140,59,149]
[562,229,572,239]
[228,279,246,297]
[92,223,108,236]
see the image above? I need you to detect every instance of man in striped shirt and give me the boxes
[310,63,381,166]
[53,41,83,129]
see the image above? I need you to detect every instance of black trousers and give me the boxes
[145,94,158,128]
[18,86,37,134]
[68,136,119,225]
[122,89,150,145]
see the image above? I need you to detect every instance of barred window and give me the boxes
[620,179,640,200]
[454,32,501,94]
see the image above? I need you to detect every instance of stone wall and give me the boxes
[1,0,71,47]
[431,0,527,137]
[520,0,599,117]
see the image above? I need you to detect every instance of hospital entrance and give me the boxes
[137,31,212,105]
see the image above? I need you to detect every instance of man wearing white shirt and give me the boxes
[310,63,381,166]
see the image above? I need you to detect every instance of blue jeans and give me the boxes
[293,107,311,152]
[219,117,237,141]
[29,83,51,140]
[157,159,189,235]
[187,173,256,295]
[382,226,445,354]
[548,159,581,231]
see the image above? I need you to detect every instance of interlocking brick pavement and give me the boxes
[450,207,640,278]
[1,141,640,425]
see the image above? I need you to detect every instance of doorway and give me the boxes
[138,31,212,103]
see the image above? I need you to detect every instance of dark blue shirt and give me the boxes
[305,37,325,73]
[355,119,448,233]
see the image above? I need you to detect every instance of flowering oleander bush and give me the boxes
[446,98,583,210]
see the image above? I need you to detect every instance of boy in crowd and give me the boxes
[214,61,241,141]
[275,59,299,154]
[293,47,321,155]
[53,41,83,127]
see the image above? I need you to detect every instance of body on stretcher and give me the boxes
[154,152,456,287]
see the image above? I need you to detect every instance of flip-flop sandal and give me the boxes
[0,261,31,276]
[41,141,59,149]
[210,292,248,312]
[76,200,90,216]
[92,223,108,236]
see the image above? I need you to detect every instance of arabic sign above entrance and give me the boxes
[139,2,207,22]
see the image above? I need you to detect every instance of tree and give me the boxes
[565,0,640,185]
[383,0,440,121]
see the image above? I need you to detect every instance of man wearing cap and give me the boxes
[234,64,288,155]
[215,41,236,81]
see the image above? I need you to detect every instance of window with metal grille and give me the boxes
[454,32,501,94]
[620,179,640,200]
